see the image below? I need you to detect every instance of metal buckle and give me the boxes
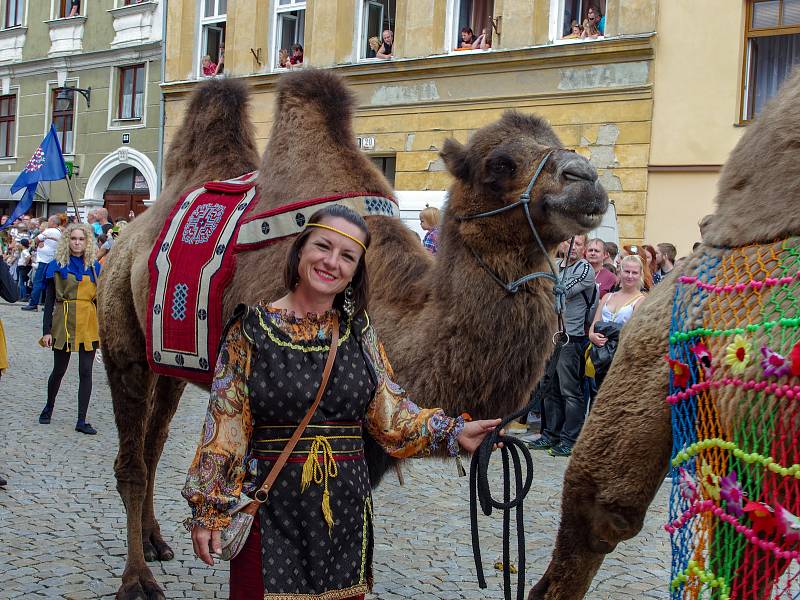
[552,330,570,347]
[254,488,269,503]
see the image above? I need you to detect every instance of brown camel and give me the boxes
[97,70,608,599]
[529,71,800,599]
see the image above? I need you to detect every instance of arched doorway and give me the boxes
[103,167,150,222]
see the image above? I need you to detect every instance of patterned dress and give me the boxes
[183,305,465,599]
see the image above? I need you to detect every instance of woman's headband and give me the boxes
[305,223,367,253]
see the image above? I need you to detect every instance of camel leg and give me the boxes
[106,352,161,600]
[530,287,674,600]
[140,375,187,562]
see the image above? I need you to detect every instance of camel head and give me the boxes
[704,67,800,247]
[440,111,608,253]
[256,69,394,208]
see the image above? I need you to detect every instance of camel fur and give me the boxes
[530,68,800,600]
[97,69,607,600]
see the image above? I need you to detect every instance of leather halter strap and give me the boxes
[455,151,570,342]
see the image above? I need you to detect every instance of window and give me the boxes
[370,155,396,186]
[118,64,145,120]
[451,0,495,51]
[274,0,305,68]
[360,1,395,59]
[52,89,75,154]
[552,0,606,41]
[742,0,800,120]
[56,0,82,18]
[199,0,226,77]
[4,0,22,28]
[0,95,15,158]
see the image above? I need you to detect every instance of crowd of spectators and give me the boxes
[278,44,304,69]
[562,4,605,40]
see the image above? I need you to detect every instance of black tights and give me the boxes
[45,348,95,422]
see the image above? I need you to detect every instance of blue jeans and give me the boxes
[16,265,31,301]
[27,261,48,307]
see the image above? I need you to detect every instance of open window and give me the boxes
[199,0,226,77]
[552,0,606,42]
[55,0,83,19]
[451,0,494,51]
[741,0,800,121]
[4,0,23,28]
[359,0,395,60]
[274,0,305,69]
[51,87,75,154]
[370,155,396,186]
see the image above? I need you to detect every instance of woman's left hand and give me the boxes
[457,418,502,454]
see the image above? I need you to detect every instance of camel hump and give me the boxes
[163,77,259,185]
[277,69,355,133]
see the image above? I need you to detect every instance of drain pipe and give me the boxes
[156,0,167,195]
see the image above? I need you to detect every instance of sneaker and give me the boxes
[527,436,555,450]
[39,408,52,424]
[20,305,38,311]
[548,443,573,457]
[75,422,97,435]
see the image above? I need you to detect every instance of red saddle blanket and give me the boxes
[146,172,399,384]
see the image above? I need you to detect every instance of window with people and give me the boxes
[452,0,493,51]
[199,0,226,77]
[742,0,800,120]
[275,0,305,69]
[360,1,395,60]
[55,0,82,19]
[557,0,606,41]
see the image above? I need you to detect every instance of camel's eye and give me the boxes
[488,157,516,176]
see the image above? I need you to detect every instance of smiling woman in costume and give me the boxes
[38,223,101,435]
[183,204,500,600]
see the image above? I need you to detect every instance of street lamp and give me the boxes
[54,85,91,108]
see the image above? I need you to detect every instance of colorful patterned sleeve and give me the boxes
[181,318,253,530]
[362,324,465,458]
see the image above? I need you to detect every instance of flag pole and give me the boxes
[64,173,83,223]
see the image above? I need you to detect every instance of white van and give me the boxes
[394,190,619,248]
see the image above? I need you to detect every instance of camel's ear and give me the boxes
[441,139,470,182]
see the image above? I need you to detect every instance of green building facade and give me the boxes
[0,0,162,220]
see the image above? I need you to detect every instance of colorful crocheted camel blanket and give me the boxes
[146,171,398,384]
[666,238,800,599]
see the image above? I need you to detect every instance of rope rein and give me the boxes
[458,150,575,600]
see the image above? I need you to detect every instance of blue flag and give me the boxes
[0,124,68,230]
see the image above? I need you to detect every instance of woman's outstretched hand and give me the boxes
[457,418,503,454]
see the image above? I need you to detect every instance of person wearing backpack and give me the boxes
[528,235,595,457]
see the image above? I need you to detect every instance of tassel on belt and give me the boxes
[301,436,338,536]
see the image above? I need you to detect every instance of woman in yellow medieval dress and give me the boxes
[38,223,101,435]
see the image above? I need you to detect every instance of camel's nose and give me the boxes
[559,156,597,183]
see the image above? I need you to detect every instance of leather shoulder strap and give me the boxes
[252,314,340,504]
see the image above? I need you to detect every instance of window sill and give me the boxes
[0,156,16,165]
[448,48,492,55]
[109,1,158,15]
[45,16,88,25]
[550,36,606,45]
[1,25,25,32]
[109,119,145,130]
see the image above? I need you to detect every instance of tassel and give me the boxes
[456,455,467,477]
[301,450,316,493]
[322,488,334,536]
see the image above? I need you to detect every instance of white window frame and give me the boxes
[548,0,606,44]
[3,0,27,29]
[271,0,306,71]
[51,0,87,20]
[107,62,149,131]
[45,77,79,156]
[0,85,20,163]
[197,0,226,79]
[355,0,395,62]
[114,0,153,7]
[445,0,494,55]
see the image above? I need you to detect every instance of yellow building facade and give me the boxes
[163,0,658,246]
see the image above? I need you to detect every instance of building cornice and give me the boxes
[0,42,161,77]
[162,34,655,98]
[108,1,159,18]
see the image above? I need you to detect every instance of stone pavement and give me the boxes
[0,302,671,599]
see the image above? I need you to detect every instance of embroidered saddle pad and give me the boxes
[146,172,399,384]
[665,239,800,599]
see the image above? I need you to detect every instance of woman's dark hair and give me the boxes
[283,205,371,317]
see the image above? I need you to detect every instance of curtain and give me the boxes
[752,33,800,117]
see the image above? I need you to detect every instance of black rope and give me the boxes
[469,402,534,600]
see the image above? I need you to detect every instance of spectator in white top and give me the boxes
[22,214,64,311]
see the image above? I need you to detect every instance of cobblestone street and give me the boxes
[0,302,671,599]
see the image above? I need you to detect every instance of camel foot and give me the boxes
[142,532,174,562]
[116,578,166,600]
